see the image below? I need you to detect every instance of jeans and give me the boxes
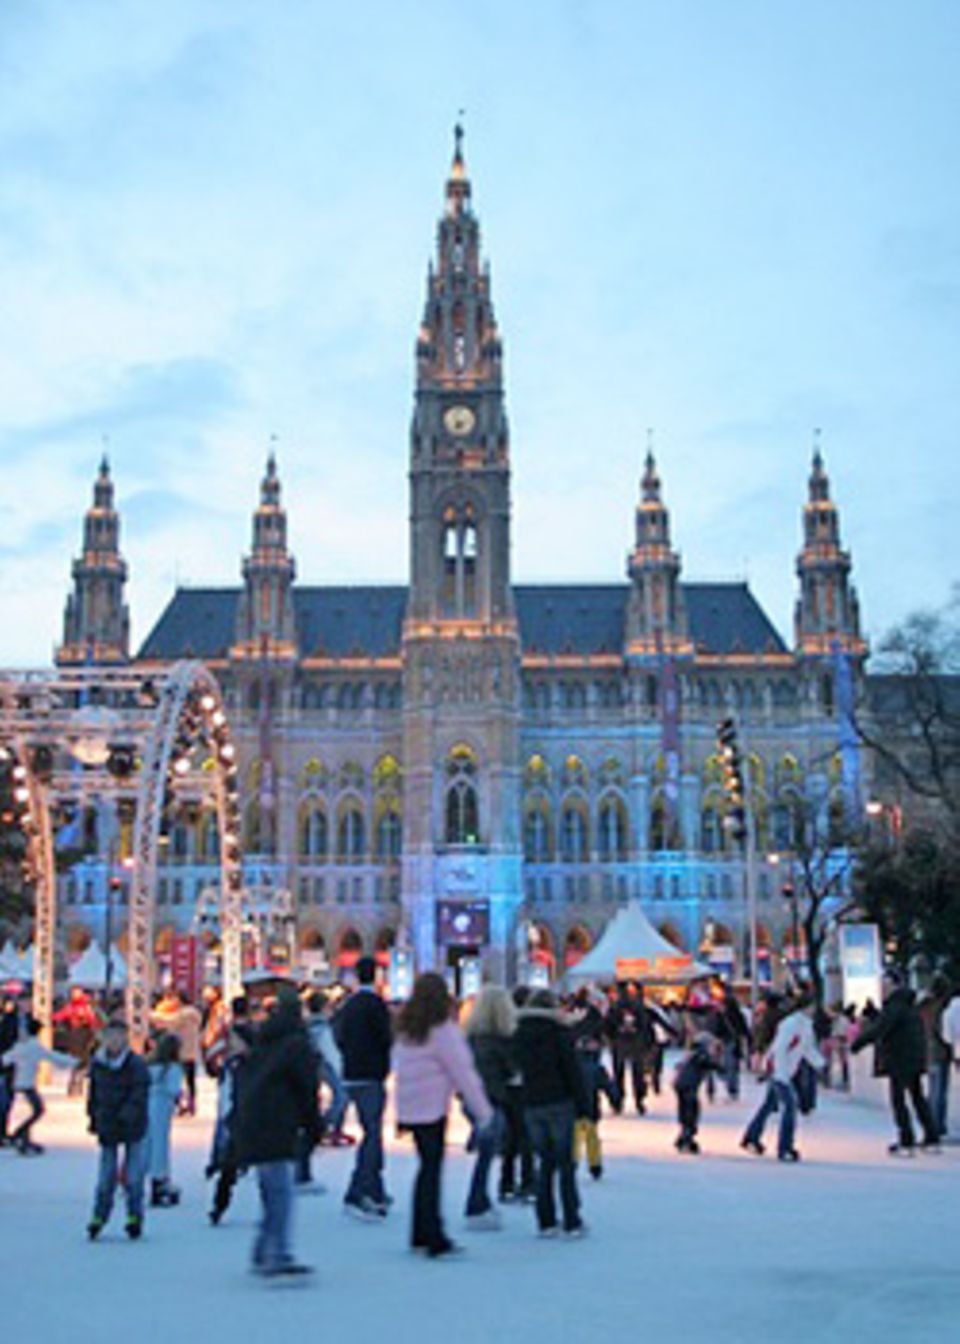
[525,1101,581,1232]
[794,1060,818,1115]
[10,1087,44,1145]
[410,1118,448,1252]
[147,1095,177,1180]
[744,1080,797,1158]
[927,1061,950,1139]
[344,1080,386,1205]
[500,1088,534,1196]
[465,1108,504,1215]
[320,1058,348,1133]
[93,1138,147,1222]
[676,1086,700,1144]
[253,1160,295,1269]
[890,1073,938,1148]
[182,1061,197,1114]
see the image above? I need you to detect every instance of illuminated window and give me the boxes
[445,744,479,844]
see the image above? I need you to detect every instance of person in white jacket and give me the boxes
[741,995,825,1162]
[2,1016,73,1154]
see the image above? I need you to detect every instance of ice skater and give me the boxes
[673,1032,721,1154]
[741,994,824,1162]
[87,1017,151,1240]
[147,1033,184,1206]
[2,1016,74,1153]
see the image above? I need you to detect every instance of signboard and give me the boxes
[840,924,882,1014]
[170,934,203,1003]
[436,899,490,947]
[615,954,693,983]
[388,947,414,1002]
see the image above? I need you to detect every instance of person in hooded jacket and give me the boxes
[852,975,940,1155]
[86,1017,150,1240]
[514,989,591,1238]
[234,991,321,1276]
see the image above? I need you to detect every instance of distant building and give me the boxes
[54,131,874,985]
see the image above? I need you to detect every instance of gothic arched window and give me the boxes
[298,802,328,860]
[445,744,480,845]
[597,795,628,862]
[559,802,589,863]
[440,501,479,617]
[375,808,402,861]
[523,800,553,862]
[337,802,366,863]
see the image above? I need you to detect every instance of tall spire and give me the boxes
[794,435,865,657]
[625,439,688,655]
[446,118,471,216]
[56,457,130,665]
[232,448,298,659]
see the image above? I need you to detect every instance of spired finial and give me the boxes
[267,432,279,477]
[454,113,465,163]
[642,431,661,501]
[99,433,111,477]
[812,426,823,469]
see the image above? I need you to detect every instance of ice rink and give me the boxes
[4,1069,959,1344]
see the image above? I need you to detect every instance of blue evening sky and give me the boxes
[0,0,957,664]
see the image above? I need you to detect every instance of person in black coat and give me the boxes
[86,1018,150,1240]
[514,990,591,1238]
[333,957,393,1217]
[234,992,320,1275]
[605,982,656,1114]
[852,978,939,1154]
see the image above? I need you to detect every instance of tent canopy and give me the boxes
[69,944,127,988]
[565,903,711,984]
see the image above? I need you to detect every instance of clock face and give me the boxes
[443,404,476,436]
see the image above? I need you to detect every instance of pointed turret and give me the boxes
[794,434,865,657]
[625,438,689,655]
[407,124,513,627]
[56,457,130,665]
[232,448,298,659]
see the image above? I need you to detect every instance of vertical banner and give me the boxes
[659,643,682,847]
[170,933,203,1003]
[832,641,861,828]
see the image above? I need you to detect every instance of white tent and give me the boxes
[565,902,712,984]
[69,943,127,988]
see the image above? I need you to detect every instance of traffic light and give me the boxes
[716,717,748,847]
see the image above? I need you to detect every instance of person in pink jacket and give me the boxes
[393,973,493,1258]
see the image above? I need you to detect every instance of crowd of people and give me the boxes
[2,962,959,1279]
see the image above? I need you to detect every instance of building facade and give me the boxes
[53,133,872,984]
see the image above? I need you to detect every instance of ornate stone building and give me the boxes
[54,132,872,984]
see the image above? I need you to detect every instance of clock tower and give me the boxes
[402,126,522,978]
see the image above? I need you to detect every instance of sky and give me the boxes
[0,0,957,666]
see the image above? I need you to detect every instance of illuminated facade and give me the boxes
[54,133,871,984]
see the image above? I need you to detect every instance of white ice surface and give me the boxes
[4,1067,959,1344]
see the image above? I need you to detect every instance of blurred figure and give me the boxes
[305,990,352,1147]
[499,985,535,1203]
[568,987,621,1180]
[146,1033,183,1206]
[52,986,103,1095]
[605,981,655,1115]
[150,991,202,1115]
[918,974,951,1140]
[394,972,492,1258]
[674,1032,721,1154]
[206,1020,254,1225]
[234,991,320,1277]
[514,989,590,1239]
[2,1016,73,1153]
[853,973,940,1155]
[741,994,824,1162]
[87,1017,150,1240]
[715,984,751,1100]
[463,985,516,1228]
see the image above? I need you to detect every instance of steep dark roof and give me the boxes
[137,581,787,661]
